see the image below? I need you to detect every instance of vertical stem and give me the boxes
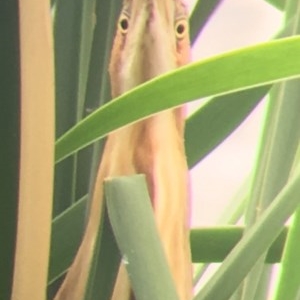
[12,1,55,299]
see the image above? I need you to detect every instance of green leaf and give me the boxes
[265,0,286,10]
[0,1,20,298]
[274,207,300,300]
[49,197,290,283]
[274,5,300,294]
[53,0,85,214]
[189,0,224,43]
[185,86,268,168]
[190,227,287,264]
[273,93,300,299]
[185,13,296,170]
[105,175,180,300]
[239,5,300,299]
[194,164,300,300]
[55,36,300,162]
[49,195,120,300]
[83,0,122,201]
[48,196,87,284]
[241,83,300,300]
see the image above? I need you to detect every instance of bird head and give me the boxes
[109,0,190,98]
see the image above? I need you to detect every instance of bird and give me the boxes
[54,0,192,299]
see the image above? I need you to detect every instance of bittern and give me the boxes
[54,0,192,299]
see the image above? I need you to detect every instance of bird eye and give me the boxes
[119,15,129,33]
[175,19,188,39]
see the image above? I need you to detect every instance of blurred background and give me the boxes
[186,0,283,226]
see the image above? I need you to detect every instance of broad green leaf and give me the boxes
[56,36,300,162]
[105,175,180,300]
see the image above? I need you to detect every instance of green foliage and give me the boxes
[55,36,300,162]
[5,0,300,299]
[105,175,180,300]
[195,165,300,300]
[0,1,20,298]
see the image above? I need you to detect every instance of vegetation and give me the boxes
[2,0,300,299]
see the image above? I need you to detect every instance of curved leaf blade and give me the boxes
[56,36,300,162]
